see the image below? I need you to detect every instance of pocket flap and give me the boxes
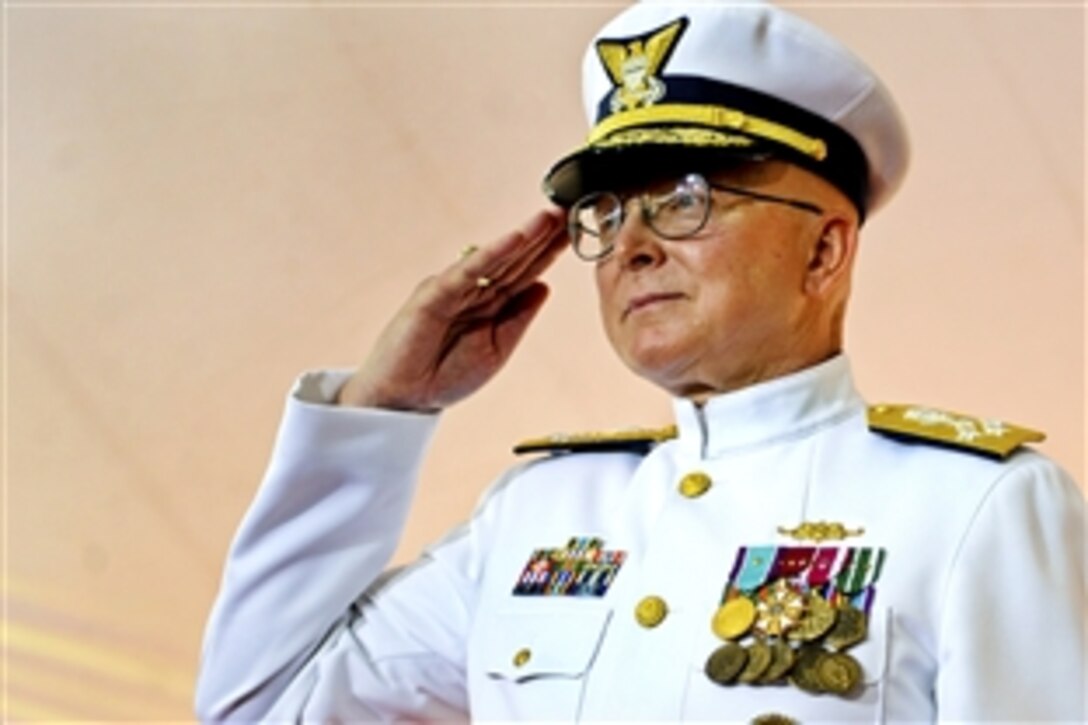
[484,607,613,682]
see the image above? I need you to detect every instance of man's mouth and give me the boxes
[623,292,686,320]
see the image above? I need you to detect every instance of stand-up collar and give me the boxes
[671,355,864,459]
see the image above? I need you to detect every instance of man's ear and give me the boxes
[804,216,858,297]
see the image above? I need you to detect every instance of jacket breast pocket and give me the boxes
[471,607,612,718]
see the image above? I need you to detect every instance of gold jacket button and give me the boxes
[678,471,712,498]
[635,595,669,628]
[512,647,532,668]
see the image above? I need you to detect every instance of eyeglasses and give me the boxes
[568,172,824,261]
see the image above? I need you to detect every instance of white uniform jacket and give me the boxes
[196,357,1086,723]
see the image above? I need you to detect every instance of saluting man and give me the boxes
[196,1,1085,722]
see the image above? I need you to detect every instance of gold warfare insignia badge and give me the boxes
[596,17,688,113]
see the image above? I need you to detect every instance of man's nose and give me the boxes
[609,200,666,271]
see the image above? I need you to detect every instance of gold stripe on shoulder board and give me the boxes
[867,404,1044,460]
[514,425,678,456]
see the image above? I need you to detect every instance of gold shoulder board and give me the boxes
[513,425,678,456]
[867,404,1044,460]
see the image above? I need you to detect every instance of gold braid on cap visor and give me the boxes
[587,103,828,161]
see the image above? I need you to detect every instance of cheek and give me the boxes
[593,267,622,337]
[593,266,610,312]
[687,254,783,335]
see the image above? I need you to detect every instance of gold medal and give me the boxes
[737,640,773,683]
[788,645,827,694]
[816,650,863,695]
[825,602,867,651]
[712,596,756,641]
[754,579,805,637]
[705,642,749,686]
[788,591,837,642]
[758,639,797,684]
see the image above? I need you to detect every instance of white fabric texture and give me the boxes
[196,359,1085,722]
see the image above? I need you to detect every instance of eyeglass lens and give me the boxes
[570,174,711,260]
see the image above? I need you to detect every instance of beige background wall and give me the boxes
[5,1,1084,720]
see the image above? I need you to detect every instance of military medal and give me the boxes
[805,547,846,588]
[737,639,773,683]
[705,642,749,685]
[511,537,626,597]
[788,645,827,694]
[754,579,805,637]
[824,602,867,651]
[787,591,837,642]
[758,639,797,684]
[816,651,862,696]
[733,546,777,592]
[767,546,816,581]
[711,596,756,641]
[705,542,887,698]
[835,547,885,594]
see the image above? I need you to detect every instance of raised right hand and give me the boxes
[337,209,569,412]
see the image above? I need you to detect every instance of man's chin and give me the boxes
[618,345,698,395]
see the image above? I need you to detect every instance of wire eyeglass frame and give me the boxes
[568,172,825,261]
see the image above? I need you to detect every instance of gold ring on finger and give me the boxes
[475,275,493,289]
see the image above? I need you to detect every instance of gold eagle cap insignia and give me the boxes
[596,17,688,113]
[867,403,1045,460]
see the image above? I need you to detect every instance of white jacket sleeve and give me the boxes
[194,371,479,722]
[936,454,1086,721]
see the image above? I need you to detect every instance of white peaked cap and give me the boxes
[543,0,910,220]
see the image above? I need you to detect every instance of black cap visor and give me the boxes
[543,138,775,207]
